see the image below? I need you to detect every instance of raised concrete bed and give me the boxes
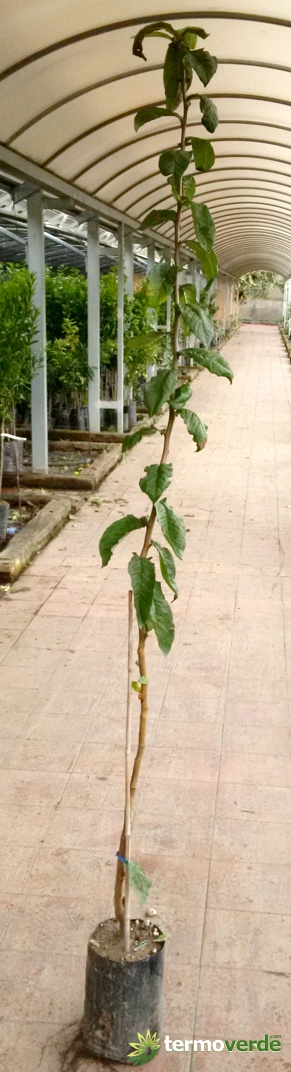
[3,443,122,491]
[0,494,80,583]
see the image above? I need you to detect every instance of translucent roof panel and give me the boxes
[1,2,291,276]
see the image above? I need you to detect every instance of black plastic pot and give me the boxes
[0,501,9,544]
[83,920,165,1063]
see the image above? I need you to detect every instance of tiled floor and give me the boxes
[0,324,290,1070]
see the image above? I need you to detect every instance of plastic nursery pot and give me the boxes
[0,501,9,544]
[83,918,165,1063]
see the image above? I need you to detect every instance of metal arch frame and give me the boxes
[128,174,291,234]
[42,92,291,170]
[123,164,291,215]
[110,152,291,209]
[220,252,291,276]
[7,58,291,150]
[1,9,291,85]
[92,135,291,200]
[77,119,291,189]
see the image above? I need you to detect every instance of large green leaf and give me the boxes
[155,499,186,559]
[182,175,196,202]
[99,515,147,566]
[122,425,157,455]
[170,382,193,410]
[180,348,233,383]
[134,105,171,132]
[139,463,173,502]
[192,203,216,251]
[140,208,177,230]
[128,554,156,628]
[199,96,219,133]
[145,367,178,415]
[132,22,175,61]
[180,282,197,306]
[179,302,214,347]
[164,41,183,110]
[159,148,191,178]
[179,408,208,451]
[152,540,178,599]
[126,329,165,356]
[189,49,218,86]
[188,241,218,281]
[147,581,175,655]
[191,137,215,172]
[148,261,177,304]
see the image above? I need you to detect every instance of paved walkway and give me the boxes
[0,324,291,1071]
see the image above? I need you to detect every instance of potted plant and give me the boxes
[0,264,38,542]
[83,20,233,1064]
[46,315,93,428]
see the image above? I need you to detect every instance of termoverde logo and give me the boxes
[128,1030,160,1064]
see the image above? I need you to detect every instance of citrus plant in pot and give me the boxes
[0,264,38,543]
[83,20,233,1064]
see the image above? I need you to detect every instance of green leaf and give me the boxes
[159,148,191,184]
[128,554,156,628]
[200,96,219,133]
[182,175,196,201]
[155,499,186,559]
[163,41,183,111]
[139,676,148,685]
[190,49,218,86]
[188,241,218,281]
[148,580,175,654]
[192,203,216,251]
[134,105,171,132]
[191,137,215,172]
[180,282,197,306]
[132,680,141,693]
[179,302,214,347]
[127,860,152,903]
[139,462,173,502]
[122,425,157,455]
[132,22,175,61]
[177,25,208,41]
[152,540,178,599]
[145,367,178,416]
[179,408,208,450]
[140,208,177,230]
[126,329,165,357]
[170,382,193,409]
[180,348,233,383]
[148,261,177,305]
[99,515,147,566]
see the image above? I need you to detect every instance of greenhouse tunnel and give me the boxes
[0,1,291,466]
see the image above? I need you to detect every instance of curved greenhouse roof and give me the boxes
[0,2,291,276]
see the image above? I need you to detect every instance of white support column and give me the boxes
[147,241,155,275]
[26,190,48,472]
[117,222,124,433]
[87,217,100,433]
[124,231,134,297]
[146,241,156,382]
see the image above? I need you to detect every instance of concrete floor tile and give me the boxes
[208,859,291,914]
[219,753,291,787]
[0,770,68,807]
[2,738,82,773]
[24,846,114,901]
[0,804,54,845]
[0,949,85,1022]
[202,908,291,973]
[222,723,290,754]
[212,818,291,864]
[216,783,291,823]
[195,966,291,1042]
[0,844,38,892]
[147,748,220,783]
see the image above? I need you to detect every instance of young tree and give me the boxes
[99,20,233,945]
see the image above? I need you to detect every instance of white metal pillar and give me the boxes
[117,222,124,433]
[146,242,157,382]
[87,216,100,433]
[26,190,48,472]
[124,231,134,297]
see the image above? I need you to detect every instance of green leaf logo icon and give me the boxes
[128,1030,160,1064]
